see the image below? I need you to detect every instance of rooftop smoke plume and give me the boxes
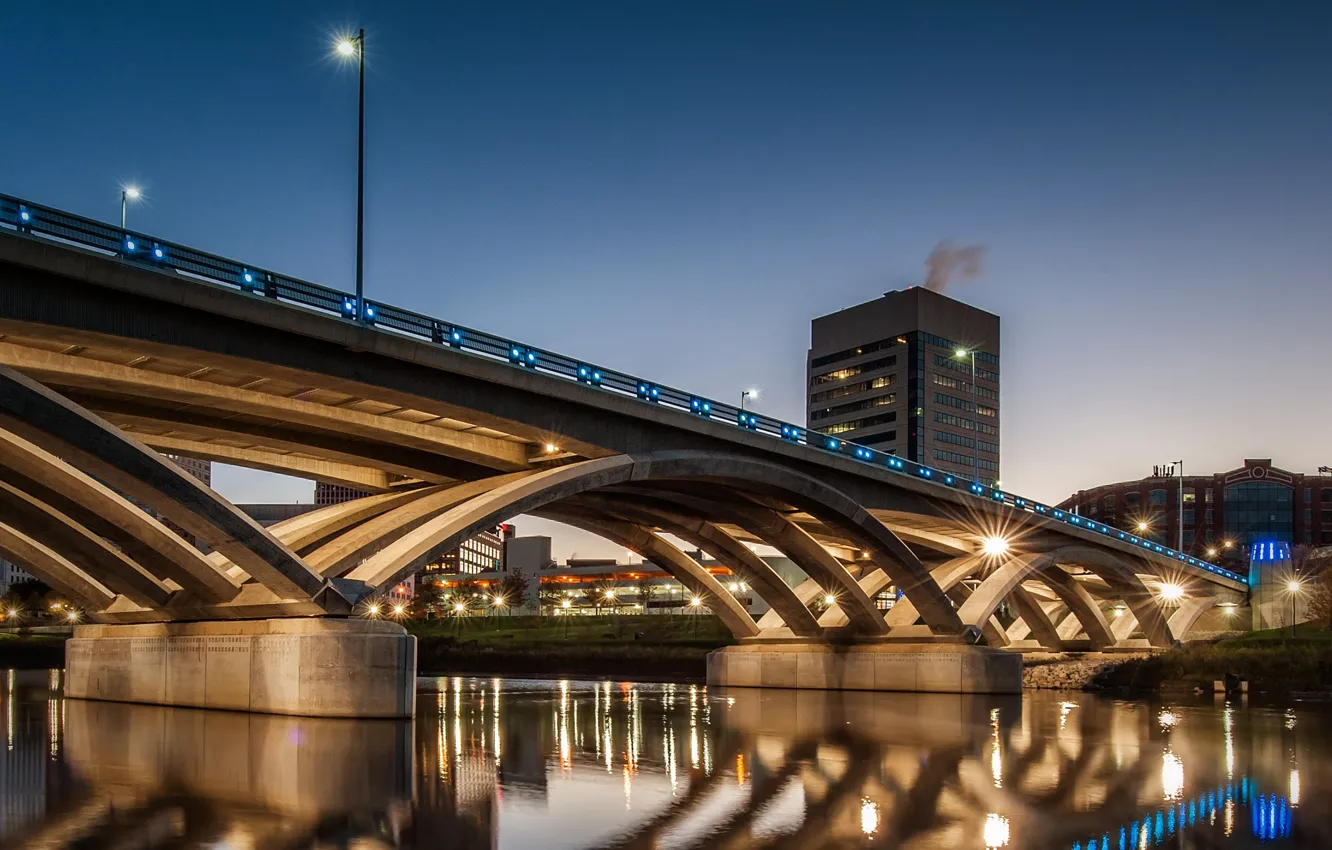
[924,241,985,293]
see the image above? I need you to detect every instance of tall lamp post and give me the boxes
[954,348,979,482]
[120,186,141,229]
[740,389,757,412]
[336,30,367,323]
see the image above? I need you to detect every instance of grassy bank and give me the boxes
[409,614,732,679]
[1091,627,1332,694]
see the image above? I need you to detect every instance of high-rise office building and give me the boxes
[807,287,1000,484]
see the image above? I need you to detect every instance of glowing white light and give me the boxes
[336,39,357,56]
[1158,583,1185,602]
[690,597,703,607]
[983,813,1010,848]
[823,594,837,606]
[982,536,1009,557]
[454,602,465,612]
[1137,521,1150,532]
[367,603,381,617]
[1159,710,1179,729]
[393,604,406,615]
[1290,768,1301,807]
[1288,579,1303,593]
[1162,750,1184,801]
[728,582,739,591]
[860,799,879,835]
[544,443,559,453]
[123,186,141,200]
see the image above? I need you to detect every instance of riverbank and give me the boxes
[1088,628,1332,695]
[411,613,730,679]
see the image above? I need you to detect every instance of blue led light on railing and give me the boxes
[450,329,463,345]
[944,475,954,484]
[1071,516,1082,524]
[1035,505,1047,512]
[992,490,1004,500]
[1053,510,1065,519]
[887,457,904,469]
[826,438,840,450]
[1015,498,1026,507]
[242,270,254,285]
[917,467,933,478]
[579,365,603,385]
[855,447,873,460]
[18,206,30,223]
[364,304,376,320]
[970,483,984,494]
[341,298,356,317]
[124,237,136,252]
[152,244,165,260]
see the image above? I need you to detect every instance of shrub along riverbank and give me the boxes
[1089,627,1332,694]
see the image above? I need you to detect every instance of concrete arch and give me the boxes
[606,486,885,635]
[569,494,822,638]
[342,452,963,636]
[0,366,330,603]
[956,546,1173,648]
[0,478,172,607]
[1037,567,1116,649]
[536,506,761,639]
[1167,597,1219,641]
[306,474,533,576]
[883,555,987,630]
[0,428,241,601]
[0,521,117,611]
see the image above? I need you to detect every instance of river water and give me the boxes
[0,670,1325,849]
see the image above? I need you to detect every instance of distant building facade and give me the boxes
[1060,459,1332,555]
[0,558,34,596]
[807,287,1000,485]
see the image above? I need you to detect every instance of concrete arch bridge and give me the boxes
[0,195,1247,710]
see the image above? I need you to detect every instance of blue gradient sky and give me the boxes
[6,2,1331,559]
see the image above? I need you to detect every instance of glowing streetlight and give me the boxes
[1158,583,1185,602]
[740,388,759,411]
[728,582,739,591]
[544,443,559,453]
[392,603,406,616]
[1207,548,1218,558]
[367,603,381,617]
[333,29,368,322]
[454,602,466,614]
[823,593,837,606]
[66,611,80,623]
[120,185,141,229]
[1137,520,1150,533]
[1288,579,1303,593]
[1223,539,1234,549]
[561,599,571,609]
[690,596,703,608]
[982,536,1009,557]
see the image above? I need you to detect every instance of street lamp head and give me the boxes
[454,602,466,612]
[982,536,1010,557]
[336,38,358,56]
[955,348,969,358]
[122,186,141,201]
[690,596,703,607]
[1288,579,1303,593]
[1159,583,1185,602]
[823,593,837,606]
[366,603,381,617]
[1137,521,1150,532]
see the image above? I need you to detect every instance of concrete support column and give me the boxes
[65,618,416,718]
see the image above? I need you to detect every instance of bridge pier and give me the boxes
[65,618,416,718]
[707,641,1022,694]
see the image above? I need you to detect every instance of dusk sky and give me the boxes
[6,2,1331,559]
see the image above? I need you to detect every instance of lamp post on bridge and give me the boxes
[740,388,758,412]
[120,186,141,229]
[335,30,367,324]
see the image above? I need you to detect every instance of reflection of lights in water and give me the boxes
[736,753,746,785]
[690,727,700,769]
[436,690,448,781]
[983,813,1010,847]
[989,707,1002,788]
[1059,701,1077,729]
[1223,705,1235,779]
[1162,750,1184,801]
[623,765,632,809]
[1225,798,1235,836]
[1290,768,1301,807]
[667,727,678,791]
[1158,709,1179,730]
[1285,708,1297,730]
[493,678,502,763]
[860,798,879,835]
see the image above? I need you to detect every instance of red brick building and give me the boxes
[1059,459,1332,557]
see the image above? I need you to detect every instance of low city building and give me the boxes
[1060,459,1332,558]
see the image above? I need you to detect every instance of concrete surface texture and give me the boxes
[706,642,1023,694]
[64,618,416,718]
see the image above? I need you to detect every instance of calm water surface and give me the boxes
[0,669,1326,848]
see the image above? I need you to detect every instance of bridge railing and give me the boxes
[0,193,1245,584]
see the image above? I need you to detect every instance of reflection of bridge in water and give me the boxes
[0,672,1322,849]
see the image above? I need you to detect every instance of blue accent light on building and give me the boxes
[152,245,165,260]
[341,298,356,318]
[364,304,375,321]
[826,438,840,450]
[18,206,30,223]
[125,237,136,252]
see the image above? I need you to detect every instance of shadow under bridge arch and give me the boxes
[340,451,964,638]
